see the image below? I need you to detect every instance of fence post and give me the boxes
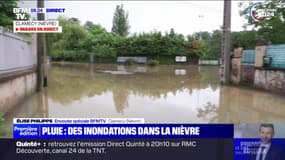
[230,46,243,84]
[255,40,267,68]
[0,27,3,67]
[90,53,94,63]
[36,0,45,91]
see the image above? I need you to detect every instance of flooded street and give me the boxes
[2,63,285,136]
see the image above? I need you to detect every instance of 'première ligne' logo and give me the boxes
[248,2,276,23]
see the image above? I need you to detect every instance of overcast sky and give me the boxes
[19,1,251,36]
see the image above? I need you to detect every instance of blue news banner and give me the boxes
[1,123,234,160]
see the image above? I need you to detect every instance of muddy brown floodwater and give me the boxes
[2,63,285,137]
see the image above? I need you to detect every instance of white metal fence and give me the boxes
[0,26,36,75]
[199,60,219,65]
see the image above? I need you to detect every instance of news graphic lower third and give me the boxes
[1,119,284,159]
[0,118,234,160]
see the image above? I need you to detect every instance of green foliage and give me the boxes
[0,0,18,29]
[49,20,209,62]
[51,50,89,61]
[157,56,175,64]
[190,49,204,58]
[0,0,30,30]
[0,126,9,137]
[239,0,285,44]
[0,112,4,122]
[187,31,221,60]
[204,30,221,59]
[93,44,116,58]
[47,17,88,60]
[231,31,258,49]
[84,22,107,35]
[69,17,80,25]
[111,4,130,37]
[49,7,225,63]
[0,112,9,137]
[146,59,159,66]
[124,59,136,65]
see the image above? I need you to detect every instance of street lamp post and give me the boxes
[36,0,47,91]
[221,0,231,84]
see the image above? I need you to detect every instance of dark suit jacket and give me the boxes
[248,144,284,160]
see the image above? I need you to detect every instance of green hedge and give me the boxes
[51,50,89,62]
[146,59,159,66]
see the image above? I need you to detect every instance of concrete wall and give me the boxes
[230,47,242,84]
[255,45,267,68]
[231,58,241,84]
[0,27,37,113]
[231,44,285,93]
[0,72,36,114]
[254,69,285,92]
[241,65,255,84]
[0,27,36,75]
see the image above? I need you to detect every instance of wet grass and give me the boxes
[0,112,9,138]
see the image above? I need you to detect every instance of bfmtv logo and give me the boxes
[248,2,276,23]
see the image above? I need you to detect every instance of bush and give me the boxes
[93,44,116,58]
[0,112,3,122]
[0,112,9,137]
[146,59,159,66]
[50,50,89,61]
[124,59,137,65]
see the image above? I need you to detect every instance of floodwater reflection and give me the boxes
[2,63,285,136]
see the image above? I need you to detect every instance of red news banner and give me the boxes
[16,27,60,32]
[13,21,62,33]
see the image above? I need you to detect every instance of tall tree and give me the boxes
[69,17,80,25]
[84,21,95,32]
[169,28,175,37]
[84,21,107,35]
[111,4,130,37]
[0,0,18,28]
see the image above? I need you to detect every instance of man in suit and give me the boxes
[248,124,284,160]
